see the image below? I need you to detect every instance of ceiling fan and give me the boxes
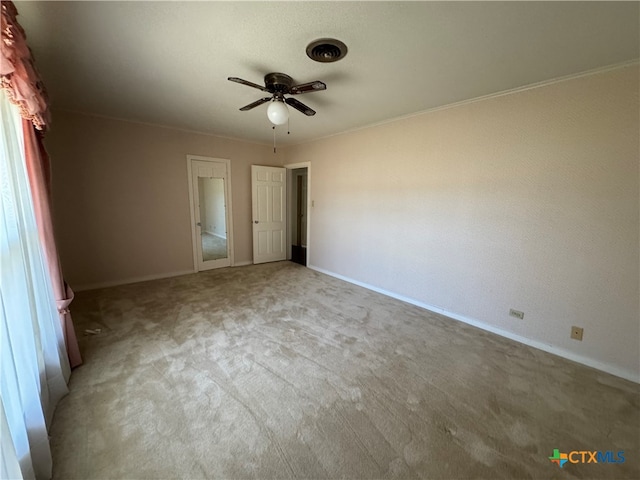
[228,72,326,125]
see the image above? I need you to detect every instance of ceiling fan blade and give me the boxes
[239,97,272,111]
[228,77,269,92]
[290,81,326,95]
[285,97,316,116]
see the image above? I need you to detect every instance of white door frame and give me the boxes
[187,155,234,271]
[285,162,311,266]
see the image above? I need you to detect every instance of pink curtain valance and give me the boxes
[1,1,50,130]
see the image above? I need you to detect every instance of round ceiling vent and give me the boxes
[306,38,348,63]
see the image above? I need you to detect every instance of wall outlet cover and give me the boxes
[570,326,584,341]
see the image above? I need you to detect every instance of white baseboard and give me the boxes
[233,260,252,267]
[76,262,259,291]
[73,269,195,292]
[309,265,639,384]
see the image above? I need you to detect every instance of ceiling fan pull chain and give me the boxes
[273,125,276,154]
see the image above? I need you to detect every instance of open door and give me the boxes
[252,165,286,264]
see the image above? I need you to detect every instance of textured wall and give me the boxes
[283,66,639,379]
[45,112,280,288]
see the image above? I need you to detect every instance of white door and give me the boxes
[188,157,234,271]
[252,165,286,264]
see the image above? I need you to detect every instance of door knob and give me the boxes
[254,220,259,224]
[197,222,201,226]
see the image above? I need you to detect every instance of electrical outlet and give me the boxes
[570,326,584,341]
[509,309,524,319]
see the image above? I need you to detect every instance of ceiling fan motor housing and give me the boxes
[264,73,294,94]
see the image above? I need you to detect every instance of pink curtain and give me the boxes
[2,1,82,367]
[23,122,82,367]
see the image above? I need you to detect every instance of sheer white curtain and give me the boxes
[0,88,70,479]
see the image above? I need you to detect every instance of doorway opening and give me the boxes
[290,168,307,265]
[286,163,310,267]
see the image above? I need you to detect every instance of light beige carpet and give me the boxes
[51,262,639,479]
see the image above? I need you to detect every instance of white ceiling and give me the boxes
[14,1,640,146]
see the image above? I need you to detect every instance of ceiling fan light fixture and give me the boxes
[267,99,289,125]
[306,38,348,63]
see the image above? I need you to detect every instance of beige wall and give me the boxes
[283,66,639,379]
[45,111,281,289]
